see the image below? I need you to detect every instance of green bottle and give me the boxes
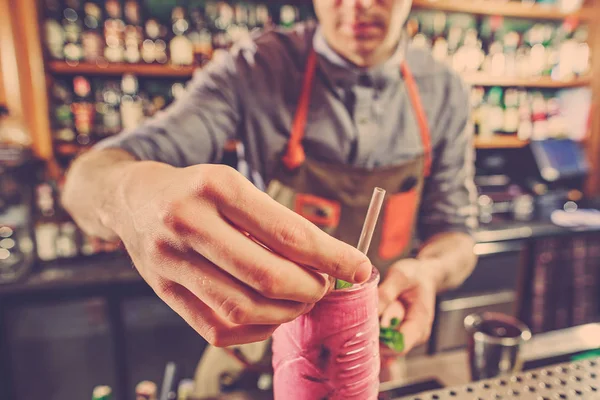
[92,385,112,400]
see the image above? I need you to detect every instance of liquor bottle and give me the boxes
[92,385,113,400]
[71,76,95,145]
[188,1,213,64]
[123,0,143,63]
[470,86,485,135]
[34,183,59,262]
[229,2,250,43]
[279,5,298,28]
[503,31,520,78]
[120,74,144,130]
[104,0,125,63]
[255,4,271,28]
[55,221,78,258]
[530,92,549,140]
[136,380,158,400]
[94,79,122,138]
[50,80,77,144]
[502,88,520,134]
[177,379,195,400]
[44,0,66,60]
[143,19,168,64]
[547,97,565,138]
[213,2,234,49]
[170,6,194,65]
[171,82,186,101]
[573,26,590,77]
[486,86,505,134]
[63,0,84,63]
[517,90,532,141]
[82,1,105,62]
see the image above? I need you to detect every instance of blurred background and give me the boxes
[1,0,600,399]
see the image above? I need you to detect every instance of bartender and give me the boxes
[63,0,477,392]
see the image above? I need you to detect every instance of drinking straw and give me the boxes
[336,187,386,289]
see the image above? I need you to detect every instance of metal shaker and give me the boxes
[464,312,532,381]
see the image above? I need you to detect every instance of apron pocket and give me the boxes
[294,193,341,234]
[379,189,418,260]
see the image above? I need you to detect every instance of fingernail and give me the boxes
[353,259,372,283]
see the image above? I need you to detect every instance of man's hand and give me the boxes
[102,162,371,347]
[378,258,437,360]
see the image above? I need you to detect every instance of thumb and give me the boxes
[377,263,415,315]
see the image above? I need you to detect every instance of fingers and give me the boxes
[378,266,414,315]
[152,279,278,347]
[169,204,332,303]
[214,174,372,283]
[158,248,312,325]
[398,290,436,355]
[380,301,406,327]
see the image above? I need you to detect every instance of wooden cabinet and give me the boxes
[0,0,52,159]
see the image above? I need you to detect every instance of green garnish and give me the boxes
[335,279,353,289]
[380,318,405,352]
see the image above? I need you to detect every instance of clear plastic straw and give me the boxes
[357,187,386,254]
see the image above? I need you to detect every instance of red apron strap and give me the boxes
[282,49,318,170]
[400,62,432,177]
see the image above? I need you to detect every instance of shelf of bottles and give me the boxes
[412,0,592,21]
[43,0,314,70]
[408,8,592,146]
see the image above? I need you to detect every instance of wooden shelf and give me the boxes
[463,73,592,88]
[475,135,529,149]
[412,0,593,21]
[48,61,197,78]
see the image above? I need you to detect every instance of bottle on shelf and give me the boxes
[43,0,66,60]
[170,6,194,65]
[50,80,76,145]
[255,4,271,29]
[213,2,234,49]
[92,385,113,400]
[188,0,213,64]
[123,0,143,64]
[143,18,169,64]
[104,0,126,63]
[94,78,122,138]
[81,1,105,63]
[71,76,95,146]
[120,74,144,131]
[63,0,84,64]
[531,91,549,140]
[136,380,158,400]
[279,5,299,28]
[517,90,533,141]
[34,183,59,262]
[502,88,520,134]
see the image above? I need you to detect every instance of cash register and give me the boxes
[475,138,590,223]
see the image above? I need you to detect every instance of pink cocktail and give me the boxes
[272,269,380,399]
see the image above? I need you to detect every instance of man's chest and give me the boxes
[242,81,428,169]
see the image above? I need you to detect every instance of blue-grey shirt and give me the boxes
[97,21,478,240]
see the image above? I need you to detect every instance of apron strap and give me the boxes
[400,62,432,177]
[282,49,318,170]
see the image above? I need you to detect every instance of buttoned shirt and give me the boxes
[97,21,478,240]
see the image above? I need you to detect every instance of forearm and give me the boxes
[416,231,477,292]
[62,149,137,240]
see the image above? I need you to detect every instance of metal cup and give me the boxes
[464,312,532,381]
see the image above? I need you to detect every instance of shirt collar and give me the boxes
[312,26,407,91]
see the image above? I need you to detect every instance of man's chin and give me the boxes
[347,39,383,61]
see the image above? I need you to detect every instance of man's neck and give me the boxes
[325,33,403,69]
